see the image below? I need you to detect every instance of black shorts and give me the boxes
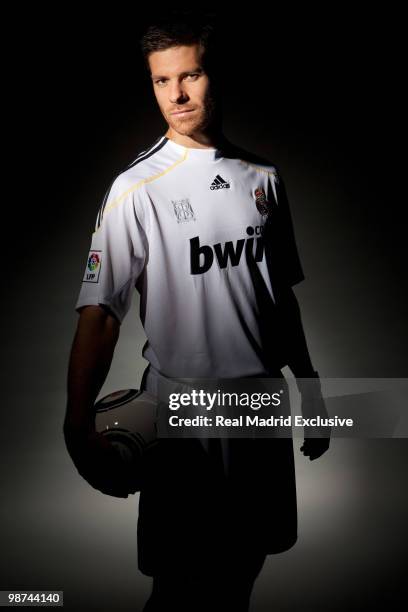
[137,366,298,576]
[137,437,297,575]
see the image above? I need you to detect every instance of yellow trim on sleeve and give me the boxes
[238,159,278,177]
[93,148,189,234]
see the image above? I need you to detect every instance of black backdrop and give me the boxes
[2,6,407,611]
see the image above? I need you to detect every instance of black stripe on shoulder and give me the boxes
[95,176,118,231]
[124,136,168,170]
[94,136,168,231]
[122,136,163,171]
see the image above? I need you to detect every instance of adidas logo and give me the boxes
[210,175,230,190]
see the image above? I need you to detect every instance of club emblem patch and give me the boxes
[172,198,196,223]
[83,250,101,283]
[254,187,271,216]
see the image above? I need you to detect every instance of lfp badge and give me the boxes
[83,250,101,283]
[254,187,271,216]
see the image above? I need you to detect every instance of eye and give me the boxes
[153,74,200,86]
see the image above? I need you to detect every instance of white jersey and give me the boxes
[75,135,305,382]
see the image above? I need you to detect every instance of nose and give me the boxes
[168,79,189,104]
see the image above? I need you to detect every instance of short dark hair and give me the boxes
[139,10,220,80]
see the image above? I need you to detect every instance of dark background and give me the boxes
[2,6,407,611]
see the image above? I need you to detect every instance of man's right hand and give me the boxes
[63,423,131,498]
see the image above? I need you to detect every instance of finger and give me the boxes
[68,434,132,497]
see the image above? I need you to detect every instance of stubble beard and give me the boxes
[167,87,219,138]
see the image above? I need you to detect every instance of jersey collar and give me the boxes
[163,135,227,162]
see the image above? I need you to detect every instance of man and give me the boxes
[63,10,330,611]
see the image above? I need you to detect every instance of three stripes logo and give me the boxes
[210,175,230,190]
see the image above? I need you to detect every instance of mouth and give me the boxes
[170,109,195,117]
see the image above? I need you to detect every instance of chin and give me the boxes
[169,123,202,137]
[168,112,204,130]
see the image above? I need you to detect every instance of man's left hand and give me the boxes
[296,371,331,460]
[300,436,330,460]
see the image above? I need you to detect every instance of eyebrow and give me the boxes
[151,68,204,80]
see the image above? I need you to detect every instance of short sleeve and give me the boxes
[74,175,147,324]
[264,168,305,293]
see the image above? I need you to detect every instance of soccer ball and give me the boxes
[94,388,158,493]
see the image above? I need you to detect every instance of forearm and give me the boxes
[276,290,330,435]
[64,306,120,432]
[276,287,316,378]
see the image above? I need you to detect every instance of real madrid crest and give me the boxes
[254,187,271,216]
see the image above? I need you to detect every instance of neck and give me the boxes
[165,127,226,150]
